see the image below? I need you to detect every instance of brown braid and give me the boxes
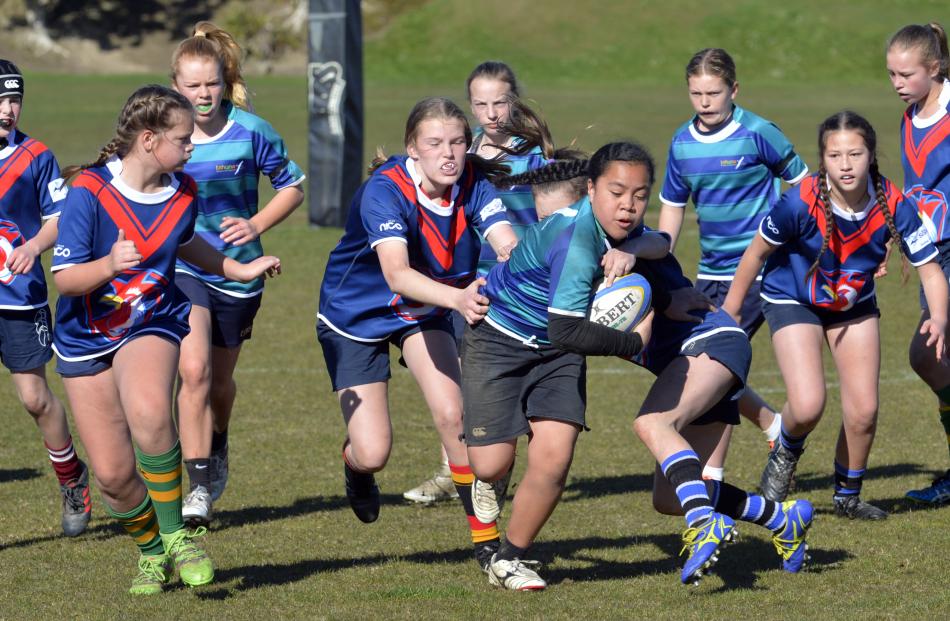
[805,164,837,281]
[871,161,910,283]
[62,85,193,182]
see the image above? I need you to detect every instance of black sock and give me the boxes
[496,536,528,561]
[211,429,229,453]
[185,458,211,490]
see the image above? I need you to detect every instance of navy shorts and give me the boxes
[919,239,950,313]
[678,327,751,426]
[176,272,261,349]
[317,315,456,392]
[697,278,764,337]
[0,306,53,372]
[55,331,182,378]
[461,320,587,446]
[763,298,880,333]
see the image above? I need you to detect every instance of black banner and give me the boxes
[308,0,364,226]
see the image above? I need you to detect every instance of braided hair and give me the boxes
[62,85,193,182]
[806,111,909,283]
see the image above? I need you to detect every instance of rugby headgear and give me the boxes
[0,60,24,99]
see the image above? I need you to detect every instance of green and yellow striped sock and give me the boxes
[136,441,184,534]
[108,494,164,556]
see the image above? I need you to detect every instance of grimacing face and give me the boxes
[406,117,469,197]
[687,73,737,131]
[174,55,227,126]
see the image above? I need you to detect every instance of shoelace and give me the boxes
[62,482,87,512]
[134,556,168,584]
[166,527,208,562]
[679,517,727,557]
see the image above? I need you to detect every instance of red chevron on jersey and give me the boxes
[417,203,468,271]
[381,164,417,203]
[0,138,48,202]
[74,171,196,261]
[903,111,950,178]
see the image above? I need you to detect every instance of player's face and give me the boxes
[469,77,512,141]
[173,55,226,126]
[886,46,940,105]
[0,95,22,140]
[822,130,871,202]
[588,161,652,242]
[407,117,469,197]
[151,109,196,173]
[687,74,737,132]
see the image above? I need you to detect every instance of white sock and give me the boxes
[765,413,782,442]
[702,465,724,481]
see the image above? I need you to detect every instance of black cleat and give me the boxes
[833,495,887,520]
[475,540,500,574]
[759,443,801,503]
[344,462,380,523]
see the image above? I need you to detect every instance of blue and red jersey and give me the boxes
[900,79,950,243]
[52,158,197,360]
[318,156,508,341]
[0,129,67,310]
[758,173,936,310]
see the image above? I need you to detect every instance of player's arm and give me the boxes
[658,202,686,252]
[918,260,948,362]
[722,234,777,322]
[6,216,59,275]
[484,222,518,261]
[602,230,671,285]
[220,184,305,246]
[54,229,142,296]
[375,239,488,324]
[179,234,281,282]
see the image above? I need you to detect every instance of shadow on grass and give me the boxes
[195,530,852,599]
[559,473,657,502]
[790,462,929,493]
[0,521,124,553]
[212,493,406,531]
[0,467,43,483]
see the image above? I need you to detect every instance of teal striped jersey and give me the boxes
[176,101,305,296]
[660,104,807,279]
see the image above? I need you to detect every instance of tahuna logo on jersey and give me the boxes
[909,186,948,243]
[88,269,167,340]
[478,199,506,223]
[814,269,866,311]
[904,225,932,255]
[0,219,24,285]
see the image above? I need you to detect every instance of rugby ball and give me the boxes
[589,273,652,332]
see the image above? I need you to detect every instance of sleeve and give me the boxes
[659,140,690,207]
[547,224,603,317]
[180,196,198,246]
[755,122,808,184]
[362,178,410,249]
[252,121,306,191]
[51,186,97,271]
[548,313,644,357]
[33,152,68,219]
[894,193,939,266]
[758,190,802,246]
[469,175,509,239]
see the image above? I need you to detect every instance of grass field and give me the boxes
[4,6,950,617]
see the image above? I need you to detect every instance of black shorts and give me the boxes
[461,320,587,447]
[0,306,53,372]
[763,298,879,333]
[317,315,455,393]
[176,272,261,349]
[679,328,751,426]
[697,278,765,337]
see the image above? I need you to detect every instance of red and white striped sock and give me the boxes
[45,437,83,485]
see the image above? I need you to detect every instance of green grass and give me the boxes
[3,56,950,619]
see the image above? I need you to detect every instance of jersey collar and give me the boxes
[405,157,461,216]
[106,156,181,204]
[912,79,950,129]
[826,174,876,221]
[0,128,18,160]
[688,105,742,144]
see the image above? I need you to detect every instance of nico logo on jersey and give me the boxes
[379,220,403,232]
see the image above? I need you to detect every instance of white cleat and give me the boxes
[487,554,546,591]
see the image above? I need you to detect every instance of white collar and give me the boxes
[105,156,180,204]
[827,174,876,220]
[912,79,950,129]
[0,128,19,160]
[191,119,235,145]
[405,157,461,216]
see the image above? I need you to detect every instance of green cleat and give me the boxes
[129,554,172,596]
[162,527,214,587]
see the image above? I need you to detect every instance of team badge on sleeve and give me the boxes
[478,198,506,223]
[47,177,68,202]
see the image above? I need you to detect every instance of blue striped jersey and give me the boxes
[900,79,950,243]
[660,104,807,279]
[176,101,305,297]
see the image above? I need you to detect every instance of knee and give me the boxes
[909,340,936,379]
[349,441,390,473]
[430,403,463,429]
[633,415,658,443]
[844,408,878,435]
[209,376,236,405]
[788,394,825,422]
[17,384,55,417]
[94,467,139,501]
[178,356,211,391]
